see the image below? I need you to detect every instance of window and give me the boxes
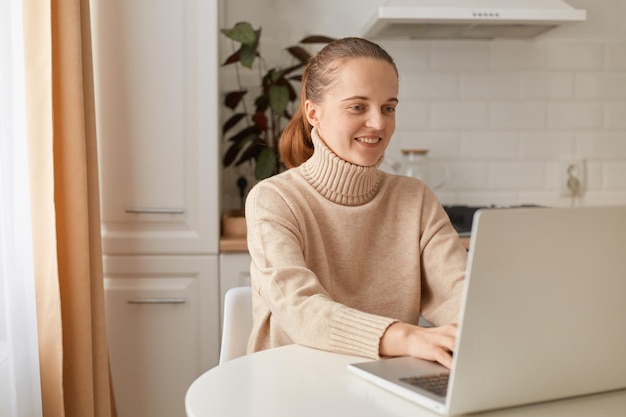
[0,0,43,415]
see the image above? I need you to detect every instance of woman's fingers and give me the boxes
[380,322,458,368]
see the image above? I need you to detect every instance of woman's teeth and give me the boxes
[356,137,380,144]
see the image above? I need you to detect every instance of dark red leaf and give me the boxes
[223,142,242,167]
[252,111,268,131]
[286,46,311,63]
[235,142,265,166]
[254,95,269,113]
[281,62,306,77]
[284,81,298,101]
[224,90,247,109]
[222,50,241,66]
[227,125,260,144]
[299,35,335,44]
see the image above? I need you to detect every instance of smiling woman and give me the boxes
[245,37,467,370]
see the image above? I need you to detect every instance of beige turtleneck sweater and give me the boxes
[245,129,467,359]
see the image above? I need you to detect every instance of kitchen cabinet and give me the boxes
[218,252,252,334]
[91,0,220,416]
[93,0,219,256]
[104,256,219,417]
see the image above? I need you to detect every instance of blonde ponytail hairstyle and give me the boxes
[279,37,398,168]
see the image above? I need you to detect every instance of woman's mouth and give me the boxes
[355,136,381,144]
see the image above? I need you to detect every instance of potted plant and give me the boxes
[220,21,334,181]
[219,22,333,238]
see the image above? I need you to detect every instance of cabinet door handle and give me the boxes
[127,297,187,304]
[125,208,185,214]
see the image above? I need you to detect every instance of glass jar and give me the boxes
[401,149,448,190]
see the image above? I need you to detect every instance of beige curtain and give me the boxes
[23,0,116,416]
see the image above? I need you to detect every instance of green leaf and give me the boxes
[221,22,257,45]
[269,68,285,83]
[239,43,257,68]
[221,23,261,68]
[255,147,278,180]
[268,85,289,115]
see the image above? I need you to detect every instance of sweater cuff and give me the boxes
[330,308,397,359]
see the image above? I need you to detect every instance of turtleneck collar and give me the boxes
[300,128,382,206]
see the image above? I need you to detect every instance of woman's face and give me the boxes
[304,57,399,167]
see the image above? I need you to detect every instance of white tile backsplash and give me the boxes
[576,133,626,159]
[547,43,605,70]
[219,0,626,209]
[604,162,626,188]
[445,163,489,190]
[520,133,575,159]
[490,102,548,129]
[576,73,626,99]
[461,73,520,99]
[400,72,459,100]
[430,102,489,130]
[520,72,575,99]
[605,102,626,128]
[430,42,490,70]
[460,132,519,160]
[606,43,626,69]
[489,162,547,190]
[549,103,604,129]
[394,102,429,130]
[490,42,547,70]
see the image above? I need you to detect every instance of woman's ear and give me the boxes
[304,100,318,126]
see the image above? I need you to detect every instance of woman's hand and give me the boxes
[379,322,457,369]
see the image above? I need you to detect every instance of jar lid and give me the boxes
[401,149,429,155]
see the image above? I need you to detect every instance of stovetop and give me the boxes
[443,205,542,236]
[443,205,483,236]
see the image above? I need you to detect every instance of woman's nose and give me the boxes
[366,110,385,130]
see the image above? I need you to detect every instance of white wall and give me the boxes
[218,0,626,209]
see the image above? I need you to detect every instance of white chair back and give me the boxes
[219,286,253,364]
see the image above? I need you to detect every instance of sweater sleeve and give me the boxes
[418,187,468,326]
[245,181,397,359]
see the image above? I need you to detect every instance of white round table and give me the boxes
[186,344,626,417]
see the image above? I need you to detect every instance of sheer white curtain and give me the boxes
[0,0,43,416]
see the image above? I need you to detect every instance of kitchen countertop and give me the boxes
[220,237,249,252]
[220,236,470,252]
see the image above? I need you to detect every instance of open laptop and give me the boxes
[348,206,626,416]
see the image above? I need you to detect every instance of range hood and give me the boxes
[363,0,586,40]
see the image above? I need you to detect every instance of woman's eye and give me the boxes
[349,104,365,111]
[383,105,396,113]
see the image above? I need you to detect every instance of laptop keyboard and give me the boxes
[400,373,449,397]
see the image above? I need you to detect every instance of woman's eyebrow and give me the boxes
[341,95,399,103]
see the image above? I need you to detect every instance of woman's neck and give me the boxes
[300,128,382,206]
